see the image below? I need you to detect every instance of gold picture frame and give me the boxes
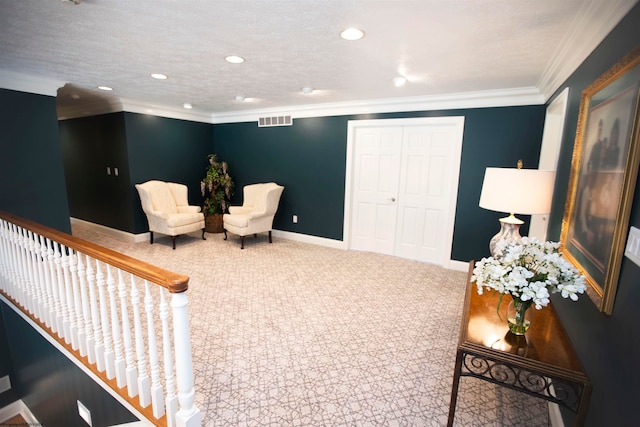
[561,46,640,315]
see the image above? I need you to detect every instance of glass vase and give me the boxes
[507,297,533,335]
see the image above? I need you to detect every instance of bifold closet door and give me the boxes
[394,125,460,264]
[351,126,403,255]
[350,119,462,264]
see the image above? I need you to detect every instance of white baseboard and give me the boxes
[70,217,149,243]
[447,259,471,272]
[0,400,39,425]
[271,229,346,249]
[70,219,471,270]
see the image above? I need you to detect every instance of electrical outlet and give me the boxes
[0,375,11,393]
[293,215,298,223]
[77,400,92,426]
[625,226,640,267]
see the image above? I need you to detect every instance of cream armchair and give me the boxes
[135,180,205,249]
[223,182,284,249]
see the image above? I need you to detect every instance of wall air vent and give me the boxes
[258,115,292,127]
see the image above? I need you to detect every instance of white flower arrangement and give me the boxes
[472,237,587,310]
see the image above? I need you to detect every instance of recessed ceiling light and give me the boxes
[235,95,246,102]
[301,87,315,94]
[393,77,407,87]
[225,55,245,64]
[151,73,168,80]
[97,86,113,91]
[183,103,193,109]
[340,28,365,41]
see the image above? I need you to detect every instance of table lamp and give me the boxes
[479,161,555,256]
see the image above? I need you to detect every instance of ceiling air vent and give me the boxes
[258,115,292,127]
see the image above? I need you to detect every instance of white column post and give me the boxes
[86,256,103,370]
[76,252,90,358]
[144,281,165,419]
[131,276,151,408]
[97,260,115,378]
[107,265,126,388]
[119,270,138,398]
[171,291,201,427]
[161,289,178,427]
[66,249,80,350]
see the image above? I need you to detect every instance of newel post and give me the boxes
[170,288,201,427]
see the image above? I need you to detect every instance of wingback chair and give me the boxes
[135,180,205,249]
[223,182,284,249]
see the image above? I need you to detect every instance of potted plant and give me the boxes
[200,154,234,233]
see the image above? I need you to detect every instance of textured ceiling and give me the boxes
[0,0,637,120]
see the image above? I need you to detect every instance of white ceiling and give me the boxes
[0,0,637,122]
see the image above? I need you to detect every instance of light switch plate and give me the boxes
[0,375,10,393]
[77,400,92,426]
[624,226,640,267]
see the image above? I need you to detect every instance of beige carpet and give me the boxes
[71,224,549,426]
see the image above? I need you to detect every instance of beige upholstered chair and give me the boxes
[223,182,284,249]
[135,180,205,249]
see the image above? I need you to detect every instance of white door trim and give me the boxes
[344,116,465,267]
[529,87,569,240]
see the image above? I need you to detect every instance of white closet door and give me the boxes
[395,125,460,264]
[347,117,464,265]
[350,126,403,255]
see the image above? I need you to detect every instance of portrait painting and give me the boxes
[561,47,640,314]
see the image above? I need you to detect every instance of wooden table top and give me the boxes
[460,262,586,375]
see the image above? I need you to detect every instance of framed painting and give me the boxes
[561,46,640,315]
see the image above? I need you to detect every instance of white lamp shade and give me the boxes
[479,168,555,215]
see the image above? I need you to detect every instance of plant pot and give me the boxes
[205,214,224,233]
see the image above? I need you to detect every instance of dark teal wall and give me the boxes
[125,112,214,233]
[58,111,215,234]
[1,302,138,427]
[0,89,140,424]
[212,116,348,240]
[0,89,71,233]
[213,106,546,259]
[0,307,18,408]
[59,112,133,231]
[545,5,640,426]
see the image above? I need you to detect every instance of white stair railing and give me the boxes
[0,211,201,427]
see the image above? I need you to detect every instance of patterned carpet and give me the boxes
[71,224,550,426]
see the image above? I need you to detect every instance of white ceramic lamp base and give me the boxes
[489,214,524,256]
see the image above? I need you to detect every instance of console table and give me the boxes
[447,262,591,426]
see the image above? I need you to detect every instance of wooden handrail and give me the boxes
[1,210,201,426]
[0,211,189,293]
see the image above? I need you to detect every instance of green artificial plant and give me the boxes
[200,154,234,215]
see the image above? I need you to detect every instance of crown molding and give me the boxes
[209,87,545,124]
[0,71,544,124]
[537,0,638,101]
[119,98,216,123]
[57,98,124,121]
[0,69,64,97]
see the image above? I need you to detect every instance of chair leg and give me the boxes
[150,231,154,245]
[269,230,273,243]
[240,236,245,249]
[223,229,228,240]
[172,236,177,250]
[201,228,206,240]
